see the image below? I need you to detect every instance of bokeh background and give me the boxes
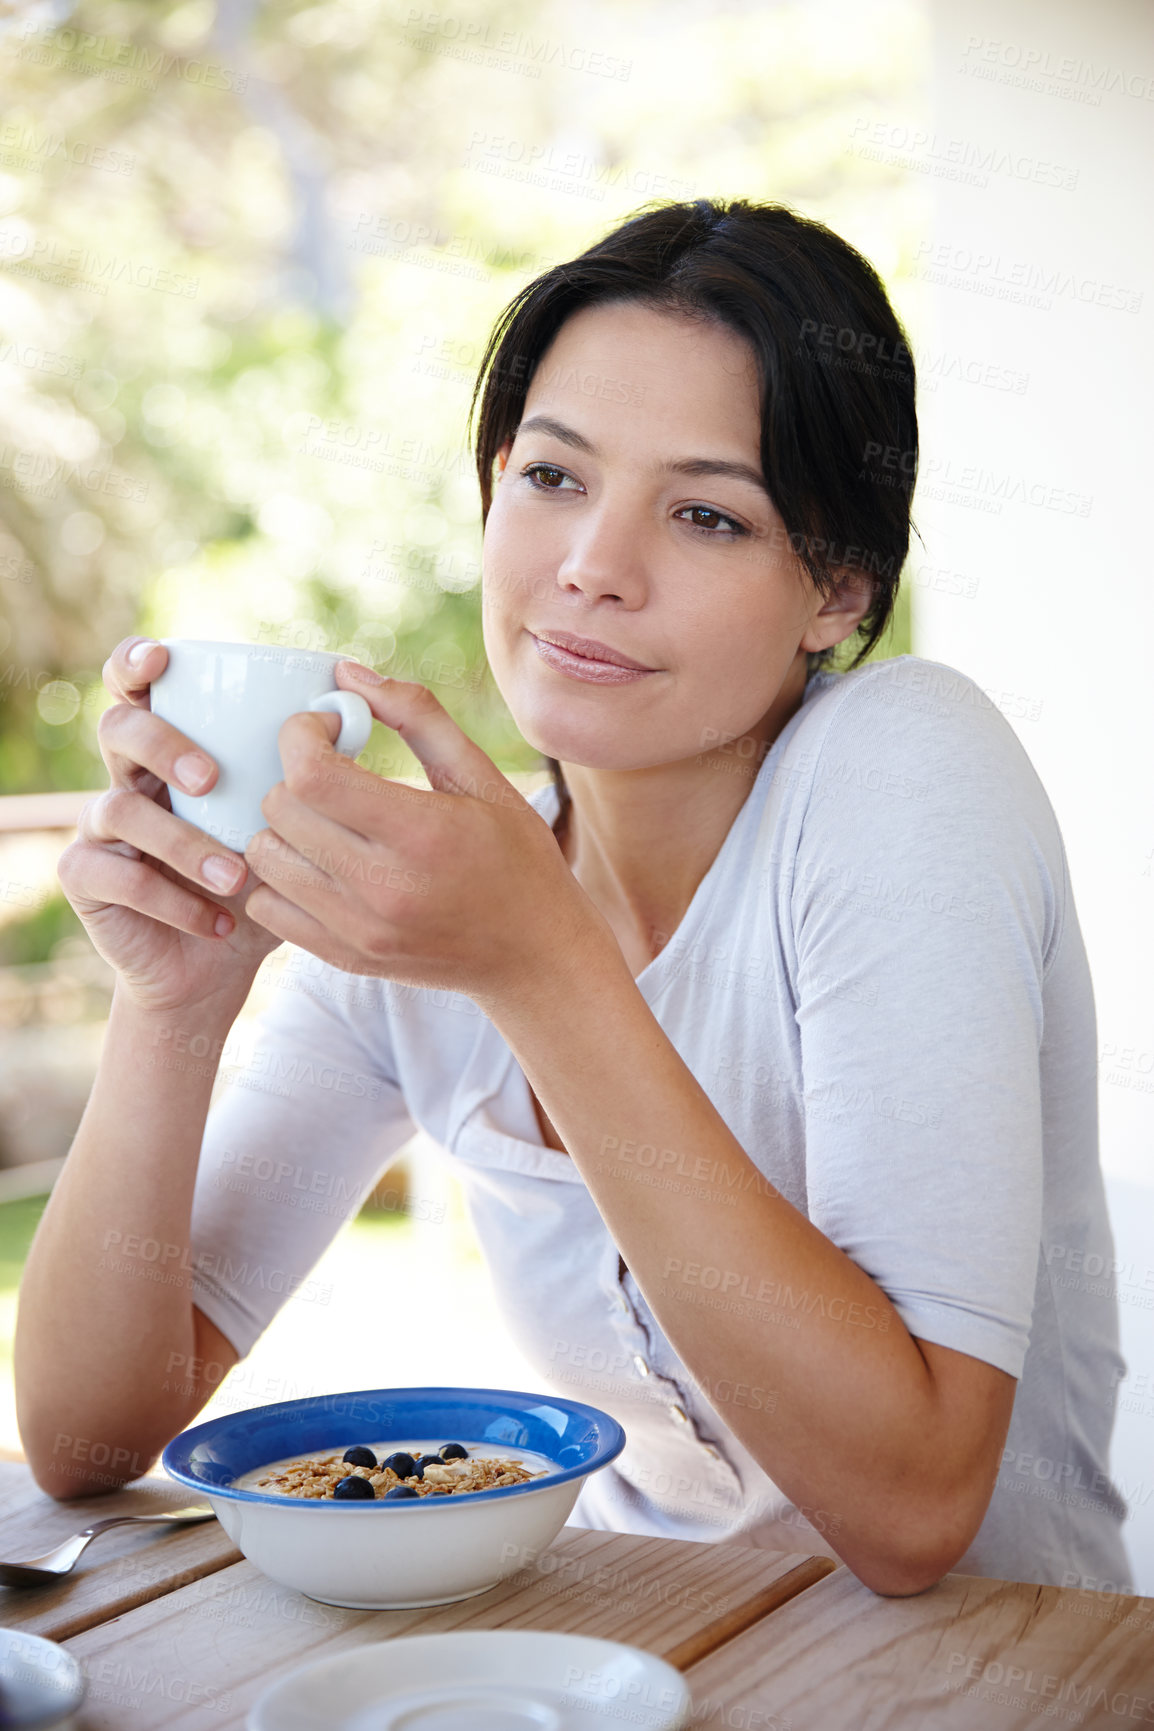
[0,0,1150,1587]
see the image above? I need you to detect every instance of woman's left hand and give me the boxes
[241,661,602,1009]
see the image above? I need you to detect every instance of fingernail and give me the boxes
[127,639,158,669]
[203,855,245,892]
[338,659,386,685]
[174,751,214,794]
[214,911,234,938]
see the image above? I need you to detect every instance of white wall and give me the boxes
[920,0,1153,1589]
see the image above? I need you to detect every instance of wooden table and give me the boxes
[1,1461,1151,1728]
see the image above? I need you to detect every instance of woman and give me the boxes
[16,198,1128,1597]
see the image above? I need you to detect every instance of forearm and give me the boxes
[15,984,246,1495]
[480,935,1000,1592]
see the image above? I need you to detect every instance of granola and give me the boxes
[237,1441,553,1502]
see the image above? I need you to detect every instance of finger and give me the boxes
[77,796,142,863]
[265,709,429,842]
[97,700,220,803]
[244,823,338,902]
[334,664,519,805]
[103,637,168,707]
[269,669,526,842]
[244,823,393,955]
[250,789,386,900]
[243,879,355,960]
[58,840,235,940]
[80,788,249,897]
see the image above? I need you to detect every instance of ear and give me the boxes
[494,437,513,478]
[799,568,876,655]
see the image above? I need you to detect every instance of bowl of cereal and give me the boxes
[161,1386,626,1609]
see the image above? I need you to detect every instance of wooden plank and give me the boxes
[0,791,91,832]
[0,1461,241,1641]
[0,775,549,837]
[682,1564,1154,1730]
[664,1555,836,1670]
[63,1527,823,1729]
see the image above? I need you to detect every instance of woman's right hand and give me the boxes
[57,637,284,1015]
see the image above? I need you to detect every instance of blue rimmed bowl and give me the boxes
[162,1386,626,1609]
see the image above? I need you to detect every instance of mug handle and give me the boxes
[309,691,373,758]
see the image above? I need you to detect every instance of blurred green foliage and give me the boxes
[0,889,82,966]
[0,0,924,799]
[0,1196,48,1293]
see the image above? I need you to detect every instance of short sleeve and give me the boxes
[187,952,416,1358]
[790,661,1062,1378]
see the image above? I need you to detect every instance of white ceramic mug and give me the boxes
[149,640,374,853]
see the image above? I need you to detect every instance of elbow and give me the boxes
[842,1497,984,1599]
[29,1466,130,1503]
[852,1550,953,1598]
[18,1406,162,1502]
[22,1433,162,1502]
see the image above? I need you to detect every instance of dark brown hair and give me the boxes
[468,197,918,829]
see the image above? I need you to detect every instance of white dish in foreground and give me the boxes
[247,1630,692,1731]
[0,1628,86,1728]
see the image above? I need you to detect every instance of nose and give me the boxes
[553,499,649,607]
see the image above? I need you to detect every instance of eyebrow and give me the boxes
[511,414,770,496]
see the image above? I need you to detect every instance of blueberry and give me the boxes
[439,1443,468,1461]
[416,1454,441,1470]
[342,1445,377,1470]
[381,1452,417,1479]
[333,1475,375,1500]
[383,1484,420,1500]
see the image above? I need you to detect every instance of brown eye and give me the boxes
[677,504,746,537]
[525,464,570,489]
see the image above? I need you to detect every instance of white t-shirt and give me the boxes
[188,654,1130,1588]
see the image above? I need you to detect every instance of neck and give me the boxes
[553,650,812,963]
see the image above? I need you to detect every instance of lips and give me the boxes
[529,630,657,671]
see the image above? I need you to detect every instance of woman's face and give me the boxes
[481,300,864,772]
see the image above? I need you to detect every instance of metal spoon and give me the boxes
[0,1503,216,1588]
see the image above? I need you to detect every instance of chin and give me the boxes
[493,661,677,771]
[515,713,681,774]
[518,724,623,770]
